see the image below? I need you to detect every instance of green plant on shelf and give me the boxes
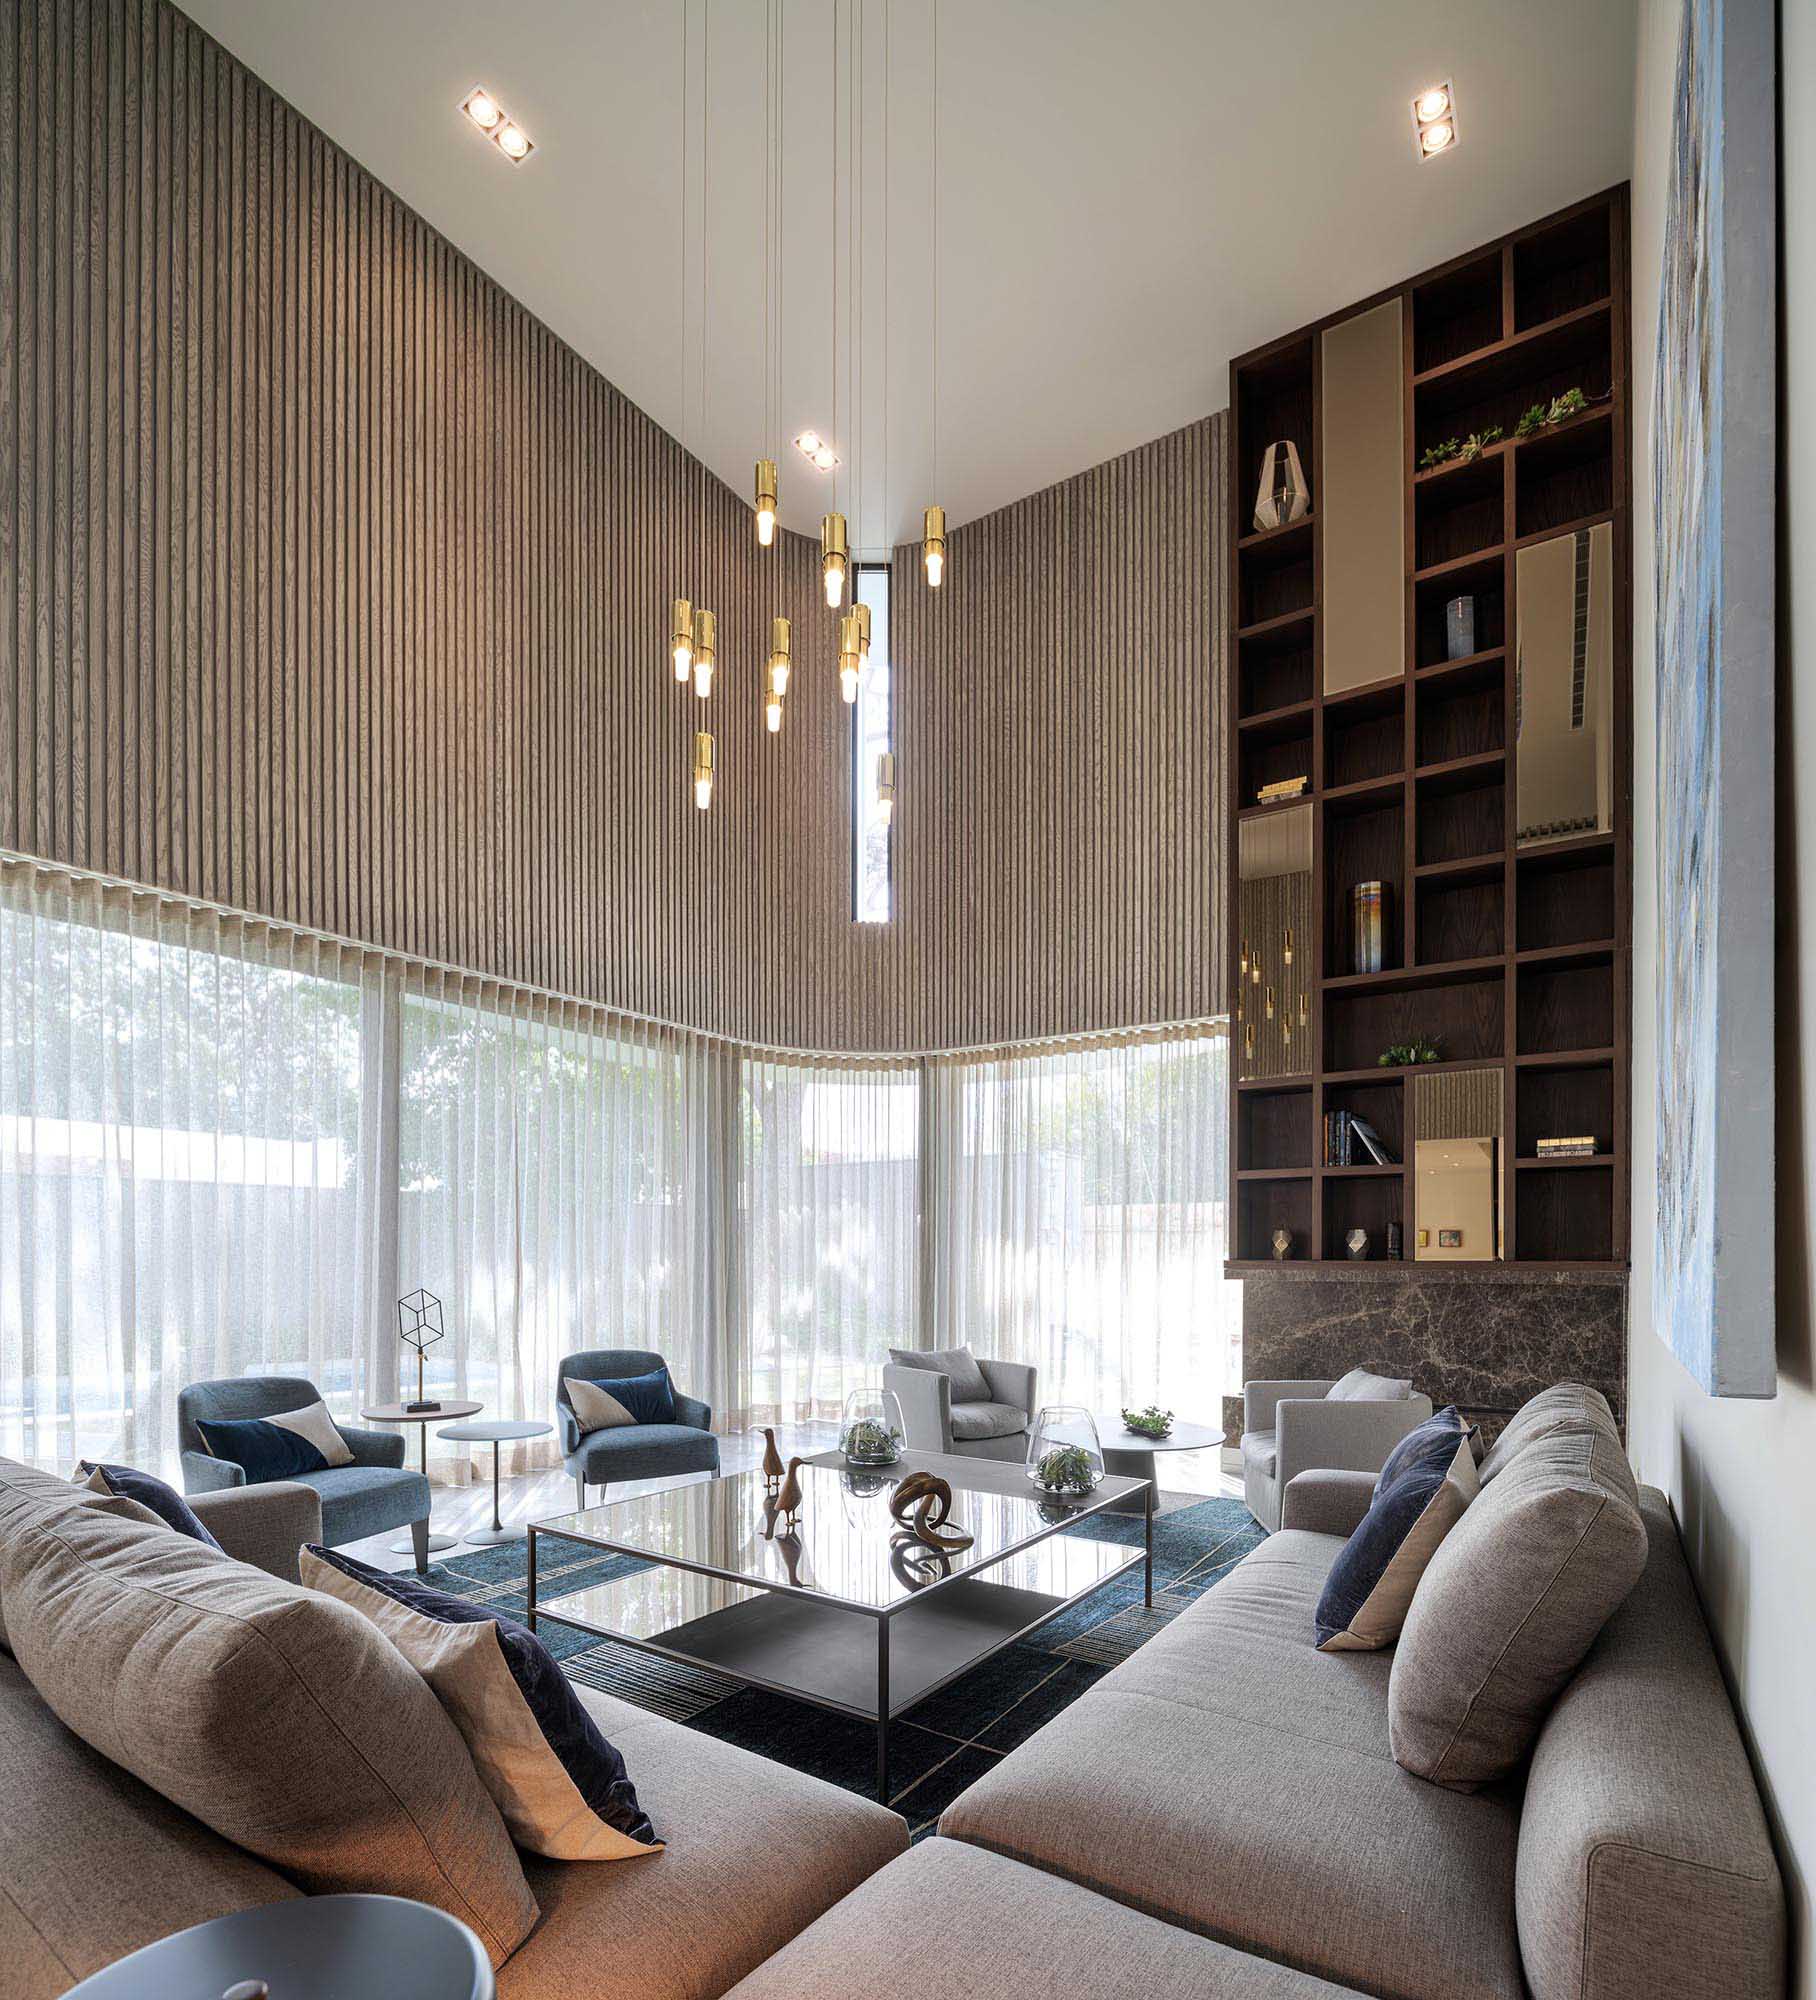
[1378,1038,1445,1068]
[1031,1444,1099,1496]
[1514,387,1592,442]
[1418,424,1503,473]
[1120,1405,1175,1441]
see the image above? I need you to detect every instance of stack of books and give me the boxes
[1535,1135,1599,1159]
[1323,1111,1396,1168]
[1256,775,1309,803]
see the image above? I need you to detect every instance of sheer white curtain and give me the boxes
[924,1028,1237,1419]
[0,860,383,1475]
[393,974,731,1473]
[738,1055,920,1426]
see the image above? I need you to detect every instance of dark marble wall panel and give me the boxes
[1237,1269,1628,1439]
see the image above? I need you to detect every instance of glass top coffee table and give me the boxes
[528,1449,1151,1803]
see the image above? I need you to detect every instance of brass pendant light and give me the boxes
[922,505,945,587]
[692,607,717,698]
[754,459,778,546]
[694,731,716,810]
[671,597,695,682]
[876,751,897,825]
[766,615,791,732]
[821,511,849,606]
[838,611,863,703]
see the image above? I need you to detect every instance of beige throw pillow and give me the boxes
[567,1375,638,1434]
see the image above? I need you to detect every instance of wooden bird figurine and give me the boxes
[774,1455,806,1533]
[760,1426,786,1497]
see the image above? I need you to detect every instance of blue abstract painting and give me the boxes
[1652,0,1775,1395]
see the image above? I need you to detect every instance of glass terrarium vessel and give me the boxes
[1025,1405,1104,1497]
[839,1387,905,1467]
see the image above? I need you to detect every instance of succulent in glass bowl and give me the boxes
[1030,1443,1100,1496]
[1026,1405,1105,1496]
[1120,1404,1175,1441]
[839,1387,905,1467]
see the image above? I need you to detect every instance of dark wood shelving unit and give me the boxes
[1226,188,1632,1272]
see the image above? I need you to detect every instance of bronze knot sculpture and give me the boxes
[887,1471,974,1553]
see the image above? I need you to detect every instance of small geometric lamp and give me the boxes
[398,1290,446,1411]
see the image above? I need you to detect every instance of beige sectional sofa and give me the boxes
[0,1383,1787,2000]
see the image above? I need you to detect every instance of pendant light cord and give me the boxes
[930,0,940,503]
[680,0,690,453]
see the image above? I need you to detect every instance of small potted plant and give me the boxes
[1120,1404,1175,1441]
[838,1388,904,1467]
[1026,1405,1105,1496]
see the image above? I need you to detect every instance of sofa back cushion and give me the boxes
[1477,1381,1620,1483]
[0,1649,299,2000]
[1389,1416,1645,1789]
[0,1461,538,1969]
[0,1456,164,1655]
[1516,1488,1784,2000]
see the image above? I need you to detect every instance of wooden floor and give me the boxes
[342,1421,1240,1573]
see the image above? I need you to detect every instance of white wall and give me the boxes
[1629,2,1813,1991]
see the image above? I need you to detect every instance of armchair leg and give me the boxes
[574,1473,588,1512]
[410,1517,430,1575]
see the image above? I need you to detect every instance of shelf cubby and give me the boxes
[1240,1085,1315,1172]
[1324,1175,1405,1262]
[1323,685,1405,791]
[1415,759,1505,868]
[1237,1175,1314,1262]
[1516,956,1615,1058]
[1324,975,1504,1075]
[1516,837,1617,950]
[1414,553,1505,670]
[1417,875,1505,965]
[1515,1164,1616,1262]
[1415,453,1505,571]
[1516,1061,1615,1158]
[1417,668,1505,766]
[1515,412,1616,540]
[1513,206,1613,331]
[1324,798,1405,978]
[1412,250,1505,375]
[1323,1076,1405,1166]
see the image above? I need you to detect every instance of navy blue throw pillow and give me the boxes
[1375,1404,1473,1494]
[599,1367,678,1426]
[301,1544,660,1859]
[196,1414,329,1480]
[1315,1409,1478,1652]
[77,1462,223,1550]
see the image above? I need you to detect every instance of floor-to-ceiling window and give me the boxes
[0,855,1236,1476]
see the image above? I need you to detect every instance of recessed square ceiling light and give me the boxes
[794,431,840,471]
[1412,81,1456,159]
[462,86,534,163]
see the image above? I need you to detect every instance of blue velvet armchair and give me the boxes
[556,1348,720,1510]
[178,1374,433,1571]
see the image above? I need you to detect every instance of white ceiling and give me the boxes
[184,0,1637,546]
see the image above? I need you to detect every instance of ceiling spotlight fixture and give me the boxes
[670,597,695,682]
[754,459,777,546]
[462,87,503,131]
[795,431,840,470]
[692,608,717,699]
[876,752,897,827]
[693,732,715,811]
[1412,81,1456,158]
[838,612,863,703]
[821,512,849,607]
[462,87,534,163]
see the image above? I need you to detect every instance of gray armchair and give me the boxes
[187,1481,324,1583]
[1241,1376,1433,1532]
[556,1348,720,1510]
[882,1356,1039,1463]
[177,1375,432,1571]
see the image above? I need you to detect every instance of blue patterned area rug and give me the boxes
[421,1494,1262,1837]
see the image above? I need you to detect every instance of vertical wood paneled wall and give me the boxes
[1,0,1226,1052]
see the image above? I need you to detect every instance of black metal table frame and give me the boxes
[527,1472,1152,1804]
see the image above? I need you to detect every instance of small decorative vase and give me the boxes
[1386,1221,1403,1261]
[1345,1227,1371,1261]
[838,1388,905,1467]
[1271,1227,1293,1261]
[1253,440,1311,533]
[1025,1406,1105,1497]
[1445,594,1476,660]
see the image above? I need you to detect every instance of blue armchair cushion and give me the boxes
[195,1401,354,1481]
[567,1367,676,1434]
[301,1545,660,1861]
[1316,1408,1478,1652]
[77,1463,222,1550]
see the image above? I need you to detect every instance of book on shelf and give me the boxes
[1349,1116,1396,1167]
[1535,1136,1599,1158]
[1256,776,1309,802]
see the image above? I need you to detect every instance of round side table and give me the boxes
[62,1892,494,1999]
[361,1399,483,1554]
[1091,1413,1227,1516]
[437,1418,554,1545]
